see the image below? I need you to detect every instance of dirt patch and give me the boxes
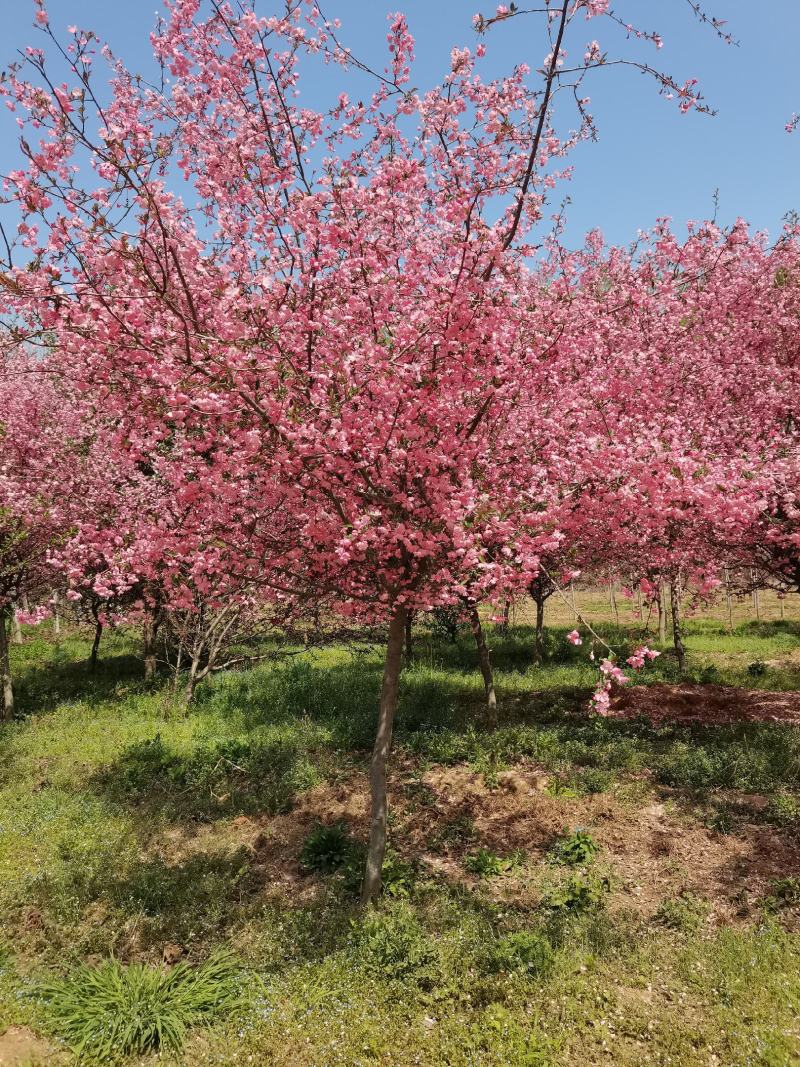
[0,1027,57,1067]
[597,796,800,922]
[611,683,800,727]
[140,756,799,928]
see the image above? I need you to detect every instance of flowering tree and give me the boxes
[0,0,738,899]
[0,357,98,715]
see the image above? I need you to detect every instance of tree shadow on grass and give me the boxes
[11,631,151,718]
[28,839,268,958]
[90,726,323,823]
[737,619,800,640]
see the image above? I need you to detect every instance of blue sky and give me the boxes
[1,1,797,247]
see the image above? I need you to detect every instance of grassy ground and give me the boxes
[1,604,799,1066]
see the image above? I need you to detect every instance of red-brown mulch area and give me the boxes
[610,683,800,728]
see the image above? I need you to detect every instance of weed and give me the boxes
[354,905,438,984]
[705,804,736,835]
[765,792,800,827]
[484,931,554,978]
[431,814,476,851]
[377,850,416,899]
[549,829,599,866]
[462,1003,554,1065]
[465,848,525,878]
[542,874,611,914]
[764,877,800,912]
[299,822,353,873]
[39,953,242,1061]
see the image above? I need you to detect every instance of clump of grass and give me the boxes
[39,953,242,1061]
[549,828,599,866]
[655,891,710,932]
[705,803,737,835]
[299,822,353,873]
[765,792,800,827]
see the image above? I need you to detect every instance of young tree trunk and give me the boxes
[469,607,497,720]
[501,599,511,634]
[404,610,414,666]
[533,595,546,665]
[0,606,14,721]
[609,583,620,625]
[361,605,407,907]
[89,609,103,674]
[11,605,23,645]
[142,614,160,681]
[658,585,667,644]
[670,579,687,674]
[725,569,733,632]
[52,590,61,637]
[171,639,184,696]
[184,655,201,705]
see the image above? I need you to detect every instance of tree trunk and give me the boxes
[0,606,14,721]
[469,607,497,721]
[184,656,200,705]
[52,591,61,637]
[89,611,103,674]
[404,610,414,666]
[609,583,619,625]
[725,569,733,632]
[11,605,23,645]
[361,605,407,907]
[670,579,687,674]
[533,596,546,665]
[142,614,160,680]
[658,585,667,644]
[501,599,511,634]
[171,639,184,695]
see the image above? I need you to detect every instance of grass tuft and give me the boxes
[39,953,242,1061]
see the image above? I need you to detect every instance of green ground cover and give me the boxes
[1,615,799,1065]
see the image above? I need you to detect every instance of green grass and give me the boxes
[38,953,243,1061]
[1,614,799,1064]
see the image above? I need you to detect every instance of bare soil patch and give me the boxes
[611,683,800,727]
[0,1027,56,1067]
[146,759,799,927]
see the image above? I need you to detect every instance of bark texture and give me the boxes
[361,605,407,906]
